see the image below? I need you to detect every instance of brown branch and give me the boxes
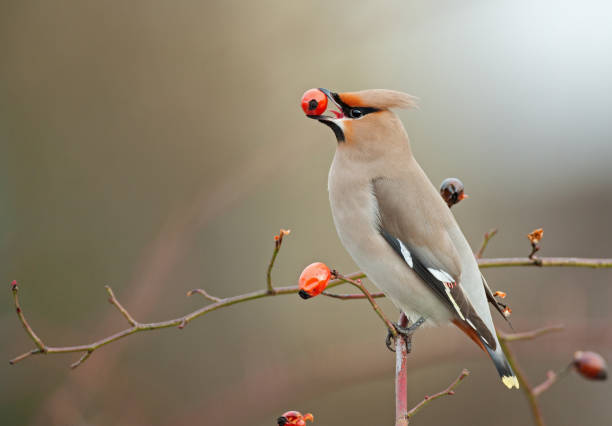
[532,370,559,397]
[11,281,46,353]
[321,291,385,300]
[10,252,612,367]
[498,324,564,342]
[395,313,410,426]
[9,222,611,370]
[477,257,612,268]
[186,288,222,303]
[498,325,565,426]
[9,268,366,368]
[498,335,545,426]
[402,369,470,423]
[475,228,498,259]
[332,271,396,337]
[105,285,137,326]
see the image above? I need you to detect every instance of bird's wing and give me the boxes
[373,176,497,350]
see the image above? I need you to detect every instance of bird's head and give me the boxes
[301,88,418,153]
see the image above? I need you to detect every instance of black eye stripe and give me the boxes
[330,92,379,118]
[350,107,378,117]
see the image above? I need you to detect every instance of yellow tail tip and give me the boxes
[502,375,520,389]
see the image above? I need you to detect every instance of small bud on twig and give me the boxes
[527,228,543,259]
[274,229,291,249]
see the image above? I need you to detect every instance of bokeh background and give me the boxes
[2,1,611,425]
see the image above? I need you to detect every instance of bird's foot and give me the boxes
[385,316,426,352]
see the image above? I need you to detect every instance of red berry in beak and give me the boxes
[301,89,328,116]
[298,262,331,299]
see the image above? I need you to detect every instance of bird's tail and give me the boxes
[485,343,519,389]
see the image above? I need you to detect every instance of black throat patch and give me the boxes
[319,119,345,142]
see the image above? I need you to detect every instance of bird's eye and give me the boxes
[349,108,363,118]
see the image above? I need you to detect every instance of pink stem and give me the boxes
[395,313,409,426]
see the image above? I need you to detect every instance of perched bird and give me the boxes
[302,88,519,389]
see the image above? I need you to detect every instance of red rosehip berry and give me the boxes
[278,411,314,426]
[298,262,331,299]
[573,351,607,380]
[301,89,328,116]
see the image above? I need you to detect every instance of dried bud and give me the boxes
[278,411,314,426]
[527,228,543,245]
[573,351,607,380]
[502,306,512,317]
[298,263,331,299]
[439,178,468,208]
[493,291,507,299]
[274,229,291,247]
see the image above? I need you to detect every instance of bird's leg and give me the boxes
[385,316,426,352]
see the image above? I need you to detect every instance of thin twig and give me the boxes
[186,288,222,303]
[332,272,397,337]
[403,369,470,423]
[498,326,564,426]
[11,282,46,353]
[9,224,612,370]
[9,271,365,368]
[532,371,558,397]
[105,285,137,326]
[475,228,498,259]
[498,336,545,426]
[321,291,385,300]
[477,257,612,268]
[498,325,564,342]
[267,229,290,294]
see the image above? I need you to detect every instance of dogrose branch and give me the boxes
[8,229,612,368]
[498,325,565,426]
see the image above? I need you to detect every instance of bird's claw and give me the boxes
[385,316,426,352]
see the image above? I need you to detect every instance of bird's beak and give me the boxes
[308,88,345,121]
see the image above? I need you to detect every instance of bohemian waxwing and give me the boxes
[303,88,519,389]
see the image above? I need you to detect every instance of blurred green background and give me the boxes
[1,1,611,425]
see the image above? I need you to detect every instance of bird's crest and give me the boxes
[338,89,419,111]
